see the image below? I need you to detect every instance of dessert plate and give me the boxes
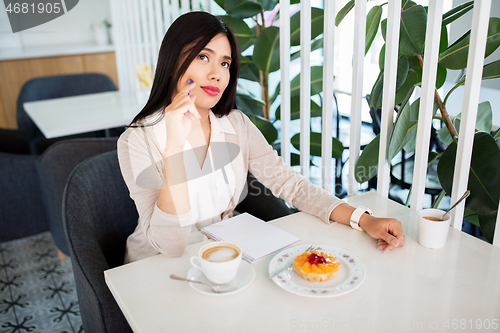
[268,244,365,298]
[187,261,255,296]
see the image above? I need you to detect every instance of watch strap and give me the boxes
[350,206,373,231]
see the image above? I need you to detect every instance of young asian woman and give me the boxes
[117,11,405,263]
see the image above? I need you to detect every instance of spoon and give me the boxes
[170,274,237,293]
[442,190,470,219]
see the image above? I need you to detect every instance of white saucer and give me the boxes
[186,261,255,296]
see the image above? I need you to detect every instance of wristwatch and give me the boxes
[350,206,373,231]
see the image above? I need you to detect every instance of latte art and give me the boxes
[202,246,239,262]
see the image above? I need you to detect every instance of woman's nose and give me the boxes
[209,63,220,81]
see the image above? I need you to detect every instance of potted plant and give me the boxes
[336,0,500,243]
[214,0,345,166]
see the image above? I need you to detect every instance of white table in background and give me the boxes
[23,91,143,139]
[105,192,500,333]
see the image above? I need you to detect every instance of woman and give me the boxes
[118,12,404,263]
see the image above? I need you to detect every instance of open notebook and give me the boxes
[201,213,300,263]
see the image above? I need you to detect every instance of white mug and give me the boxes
[190,242,242,284]
[418,208,451,249]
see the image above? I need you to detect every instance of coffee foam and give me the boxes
[202,246,239,262]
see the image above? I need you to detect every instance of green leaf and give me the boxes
[355,134,380,183]
[275,96,322,120]
[478,212,498,244]
[214,0,225,10]
[256,0,278,11]
[436,64,447,89]
[271,66,324,105]
[290,37,323,62]
[335,0,354,27]
[291,132,344,159]
[437,131,500,215]
[439,18,500,70]
[379,44,385,71]
[388,101,413,161]
[290,66,324,98]
[464,208,480,226]
[445,60,500,105]
[440,26,449,54]
[438,101,493,145]
[218,16,254,49]
[442,1,473,26]
[247,114,278,144]
[224,0,263,19]
[494,128,500,140]
[253,26,280,73]
[366,5,382,55]
[399,5,427,56]
[369,55,409,109]
[290,8,324,47]
[395,68,418,106]
[381,18,387,42]
[236,93,264,117]
[239,56,260,82]
[402,98,422,152]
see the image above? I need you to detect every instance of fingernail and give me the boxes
[188,79,193,84]
[391,239,397,246]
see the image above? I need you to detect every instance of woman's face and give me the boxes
[176,33,232,113]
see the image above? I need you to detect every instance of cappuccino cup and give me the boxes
[190,242,242,284]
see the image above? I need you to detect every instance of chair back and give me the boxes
[17,73,117,154]
[38,138,118,255]
[63,150,137,333]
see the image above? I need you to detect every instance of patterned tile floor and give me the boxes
[0,232,83,333]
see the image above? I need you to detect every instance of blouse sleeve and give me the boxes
[117,128,193,257]
[240,112,345,224]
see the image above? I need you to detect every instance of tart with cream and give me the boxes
[293,250,340,282]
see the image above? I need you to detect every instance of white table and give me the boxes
[105,192,500,332]
[23,91,144,139]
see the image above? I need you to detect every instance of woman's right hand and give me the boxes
[164,81,200,149]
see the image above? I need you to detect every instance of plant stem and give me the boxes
[254,13,269,119]
[415,55,458,138]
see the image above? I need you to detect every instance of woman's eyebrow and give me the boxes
[202,47,232,61]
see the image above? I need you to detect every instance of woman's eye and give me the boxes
[199,54,208,61]
[221,62,230,68]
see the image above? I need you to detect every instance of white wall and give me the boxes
[0,0,111,49]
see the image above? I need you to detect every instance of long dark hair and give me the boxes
[129,11,240,126]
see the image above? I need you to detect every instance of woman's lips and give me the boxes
[201,86,220,96]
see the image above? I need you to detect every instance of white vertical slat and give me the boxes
[192,0,200,11]
[131,0,145,68]
[154,0,165,51]
[280,0,291,166]
[181,0,190,14]
[139,0,153,68]
[109,0,127,90]
[146,0,158,70]
[204,0,211,12]
[171,0,180,20]
[411,0,445,209]
[122,0,136,91]
[300,0,311,179]
[347,0,366,195]
[377,0,402,198]
[321,0,335,192]
[450,0,492,229]
[163,0,172,28]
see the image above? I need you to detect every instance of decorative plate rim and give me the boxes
[268,244,366,298]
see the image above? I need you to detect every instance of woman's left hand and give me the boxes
[359,215,405,252]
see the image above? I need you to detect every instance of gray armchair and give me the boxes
[63,151,136,333]
[38,138,118,256]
